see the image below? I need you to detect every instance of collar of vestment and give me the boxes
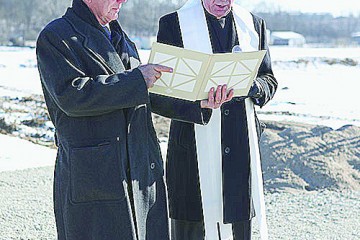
[177,0,259,53]
[203,7,235,53]
[203,7,229,28]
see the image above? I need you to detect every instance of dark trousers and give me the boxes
[171,219,251,240]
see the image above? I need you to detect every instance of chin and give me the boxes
[212,8,229,16]
[109,14,118,21]
[214,12,227,18]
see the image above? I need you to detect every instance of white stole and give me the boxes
[177,1,268,239]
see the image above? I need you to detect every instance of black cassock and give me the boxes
[151,8,277,224]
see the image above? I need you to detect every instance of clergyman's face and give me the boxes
[85,0,127,25]
[202,0,234,18]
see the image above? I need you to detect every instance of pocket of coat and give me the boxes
[70,142,125,204]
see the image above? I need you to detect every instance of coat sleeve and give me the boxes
[36,27,149,117]
[150,13,212,125]
[252,16,278,107]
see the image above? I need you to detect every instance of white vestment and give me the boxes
[177,1,268,239]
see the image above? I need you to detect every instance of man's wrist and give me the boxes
[200,100,207,108]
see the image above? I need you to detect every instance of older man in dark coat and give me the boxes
[36,0,172,239]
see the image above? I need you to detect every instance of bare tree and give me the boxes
[0,0,358,45]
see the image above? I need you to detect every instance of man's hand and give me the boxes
[200,85,234,109]
[138,64,173,89]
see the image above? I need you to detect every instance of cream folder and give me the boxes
[148,42,266,101]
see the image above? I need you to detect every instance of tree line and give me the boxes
[256,11,360,44]
[0,0,186,45]
[0,0,358,46]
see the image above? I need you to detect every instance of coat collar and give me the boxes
[63,0,125,73]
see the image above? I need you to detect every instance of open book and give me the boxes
[148,42,266,101]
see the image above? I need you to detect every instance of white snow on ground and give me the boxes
[0,47,40,97]
[1,46,359,130]
[0,134,56,172]
[260,62,360,128]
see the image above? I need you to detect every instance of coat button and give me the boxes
[116,137,120,141]
[150,163,155,169]
[224,147,230,154]
[224,109,230,116]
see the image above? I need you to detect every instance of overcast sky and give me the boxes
[236,0,360,16]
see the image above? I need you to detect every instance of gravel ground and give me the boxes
[0,166,359,240]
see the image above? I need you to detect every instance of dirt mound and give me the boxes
[2,94,359,193]
[260,121,360,192]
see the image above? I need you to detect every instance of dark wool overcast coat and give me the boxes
[36,0,169,239]
[150,10,277,223]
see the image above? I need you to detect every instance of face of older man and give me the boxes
[84,0,127,25]
[202,0,234,18]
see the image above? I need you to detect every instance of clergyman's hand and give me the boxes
[138,64,173,89]
[200,85,234,109]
